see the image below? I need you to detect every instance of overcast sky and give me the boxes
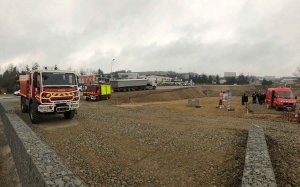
[1,0,299,77]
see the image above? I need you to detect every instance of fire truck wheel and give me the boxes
[275,105,280,111]
[86,97,90,101]
[29,103,40,124]
[64,110,75,119]
[21,97,28,113]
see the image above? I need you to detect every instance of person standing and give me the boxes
[219,91,223,108]
[252,91,257,104]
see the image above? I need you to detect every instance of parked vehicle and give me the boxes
[78,85,86,92]
[110,79,149,92]
[83,83,112,101]
[14,90,20,96]
[265,87,297,111]
[145,78,157,90]
[19,70,80,124]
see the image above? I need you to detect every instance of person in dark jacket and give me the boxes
[252,92,257,104]
[257,92,262,105]
[262,93,266,104]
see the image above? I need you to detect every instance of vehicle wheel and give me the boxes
[21,97,28,113]
[86,97,90,101]
[64,110,75,119]
[275,105,280,111]
[106,96,109,100]
[96,96,101,101]
[29,103,40,124]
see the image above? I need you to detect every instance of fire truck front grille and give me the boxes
[51,96,73,101]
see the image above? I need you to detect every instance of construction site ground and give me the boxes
[9,85,300,187]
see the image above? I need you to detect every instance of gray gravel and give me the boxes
[13,100,300,187]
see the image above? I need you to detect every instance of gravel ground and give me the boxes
[8,87,300,187]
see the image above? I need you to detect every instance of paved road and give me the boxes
[0,95,19,102]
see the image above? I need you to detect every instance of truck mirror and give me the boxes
[33,79,38,87]
[33,72,38,80]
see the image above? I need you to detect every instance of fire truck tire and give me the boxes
[276,105,280,111]
[21,97,28,113]
[86,97,90,101]
[64,110,75,119]
[29,103,40,124]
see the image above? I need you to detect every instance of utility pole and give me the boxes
[111,59,115,78]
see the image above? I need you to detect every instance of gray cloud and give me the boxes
[0,0,299,77]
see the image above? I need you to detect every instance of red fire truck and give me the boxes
[83,83,112,101]
[19,70,80,124]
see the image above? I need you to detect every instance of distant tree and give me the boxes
[237,74,249,85]
[262,78,272,86]
[167,71,177,78]
[127,70,132,73]
[225,76,237,85]
[208,75,213,84]
[32,62,40,70]
[0,64,19,93]
[201,73,208,83]
[293,66,300,80]
[79,68,86,75]
[18,63,28,75]
[216,74,220,84]
[97,68,104,76]
[25,65,30,73]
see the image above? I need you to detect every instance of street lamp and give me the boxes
[111,59,115,78]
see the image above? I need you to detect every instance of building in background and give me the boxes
[78,75,95,84]
[264,76,277,81]
[224,72,236,77]
[135,71,168,76]
[118,73,139,79]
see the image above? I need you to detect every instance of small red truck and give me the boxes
[19,70,80,124]
[83,83,112,101]
[265,87,297,111]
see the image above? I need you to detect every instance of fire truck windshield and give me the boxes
[278,92,293,98]
[86,85,97,91]
[42,72,76,87]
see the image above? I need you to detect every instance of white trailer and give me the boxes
[110,79,148,91]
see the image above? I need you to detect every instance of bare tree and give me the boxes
[293,67,300,79]
[32,62,40,70]
[1,63,19,93]
[79,68,87,75]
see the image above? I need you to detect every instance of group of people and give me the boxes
[251,91,266,104]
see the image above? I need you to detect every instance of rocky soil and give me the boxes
[9,86,300,186]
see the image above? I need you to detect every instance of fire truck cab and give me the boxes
[265,87,297,111]
[19,70,80,124]
[83,83,112,101]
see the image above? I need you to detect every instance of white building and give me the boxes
[264,76,277,81]
[118,73,139,79]
[224,72,236,77]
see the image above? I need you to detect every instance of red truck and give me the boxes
[19,70,80,124]
[265,87,297,111]
[83,83,112,101]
